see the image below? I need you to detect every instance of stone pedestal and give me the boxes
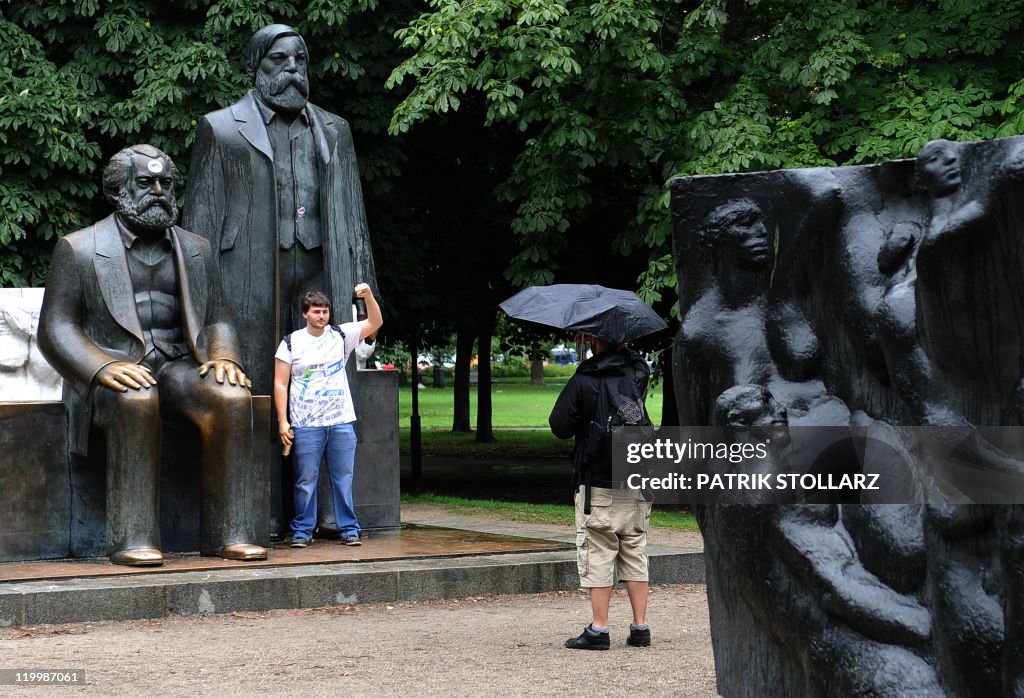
[0,375,401,561]
[0,403,69,561]
[314,369,402,531]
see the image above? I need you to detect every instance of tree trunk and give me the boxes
[475,318,495,443]
[452,328,474,432]
[659,345,679,427]
[530,357,545,385]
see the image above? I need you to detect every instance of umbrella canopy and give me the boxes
[499,284,667,344]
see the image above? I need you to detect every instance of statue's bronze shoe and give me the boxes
[221,543,268,561]
[110,547,164,567]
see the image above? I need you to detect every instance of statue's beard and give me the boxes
[117,191,178,230]
[256,71,309,113]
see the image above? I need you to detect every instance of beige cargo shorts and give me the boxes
[574,484,651,588]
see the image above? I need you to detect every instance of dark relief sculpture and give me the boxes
[671,135,1024,696]
[38,145,267,566]
[183,24,378,397]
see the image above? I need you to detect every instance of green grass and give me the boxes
[400,428,572,458]
[399,382,574,428]
[403,492,699,531]
[399,381,664,457]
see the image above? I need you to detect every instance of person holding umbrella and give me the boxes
[501,283,664,649]
[549,331,654,650]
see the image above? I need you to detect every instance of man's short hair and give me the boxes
[301,290,331,313]
[102,144,178,205]
[245,24,308,79]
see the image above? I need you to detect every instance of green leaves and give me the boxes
[0,0,395,287]
[387,0,580,133]
[96,12,151,53]
[384,0,1024,310]
[387,0,696,294]
[5,0,1024,316]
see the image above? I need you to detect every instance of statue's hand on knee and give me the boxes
[95,361,157,392]
[198,359,252,390]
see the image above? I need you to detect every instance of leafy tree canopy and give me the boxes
[386,0,1024,303]
[6,0,1024,330]
[0,0,409,286]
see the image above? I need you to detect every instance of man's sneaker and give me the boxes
[343,534,362,546]
[627,626,651,647]
[565,625,610,650]
[289,536,310,549]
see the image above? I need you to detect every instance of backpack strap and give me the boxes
[570,445,594,516]
[331,324,348,351]
[584,465,593,516]
[580,375,616,515]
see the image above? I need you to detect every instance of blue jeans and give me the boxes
[290,423,360,539]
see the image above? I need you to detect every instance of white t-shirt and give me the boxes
[275,322,362,427]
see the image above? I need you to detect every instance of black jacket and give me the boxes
[549,348,650,487]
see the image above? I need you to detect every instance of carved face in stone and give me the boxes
[115,151,179,231]
[716,385,790,446]
[255,35,310,113]
[917,139,962,198]
[703,199,772,270]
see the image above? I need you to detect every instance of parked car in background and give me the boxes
[549,344,578,365]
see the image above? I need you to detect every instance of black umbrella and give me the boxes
[499,284,667,344]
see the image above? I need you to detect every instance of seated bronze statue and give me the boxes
[37,144,267,566]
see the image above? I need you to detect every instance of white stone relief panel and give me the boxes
[0,288,62,402]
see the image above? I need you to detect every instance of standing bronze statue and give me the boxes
[183,23,377,396]
[37,144,268,567]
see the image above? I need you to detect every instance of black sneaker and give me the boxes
[565,625,610,650]
[627,626,651,647]
[289,536,310,549]
[343,534,362,546]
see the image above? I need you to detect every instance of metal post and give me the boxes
[410,332,422,481]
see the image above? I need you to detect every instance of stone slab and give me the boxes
[315,369,402,531]
[0,402,69,562]
[0,547,702,628]
[0,525,569,583]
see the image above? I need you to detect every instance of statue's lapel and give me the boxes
[171,228,205,354]
[93,217,144,345]
[235,92,274,162]
[308,106,334,165]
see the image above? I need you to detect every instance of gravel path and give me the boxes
[1,506,714,696]
[0,585,716,697]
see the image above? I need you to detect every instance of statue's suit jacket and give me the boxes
[37,214,243,456]
[183,90,377,396]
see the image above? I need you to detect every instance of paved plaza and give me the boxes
[0,584,715,697]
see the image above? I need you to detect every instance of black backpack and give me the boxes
[577,366,653,513]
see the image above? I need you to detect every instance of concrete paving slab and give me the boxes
[0,520,703,628]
